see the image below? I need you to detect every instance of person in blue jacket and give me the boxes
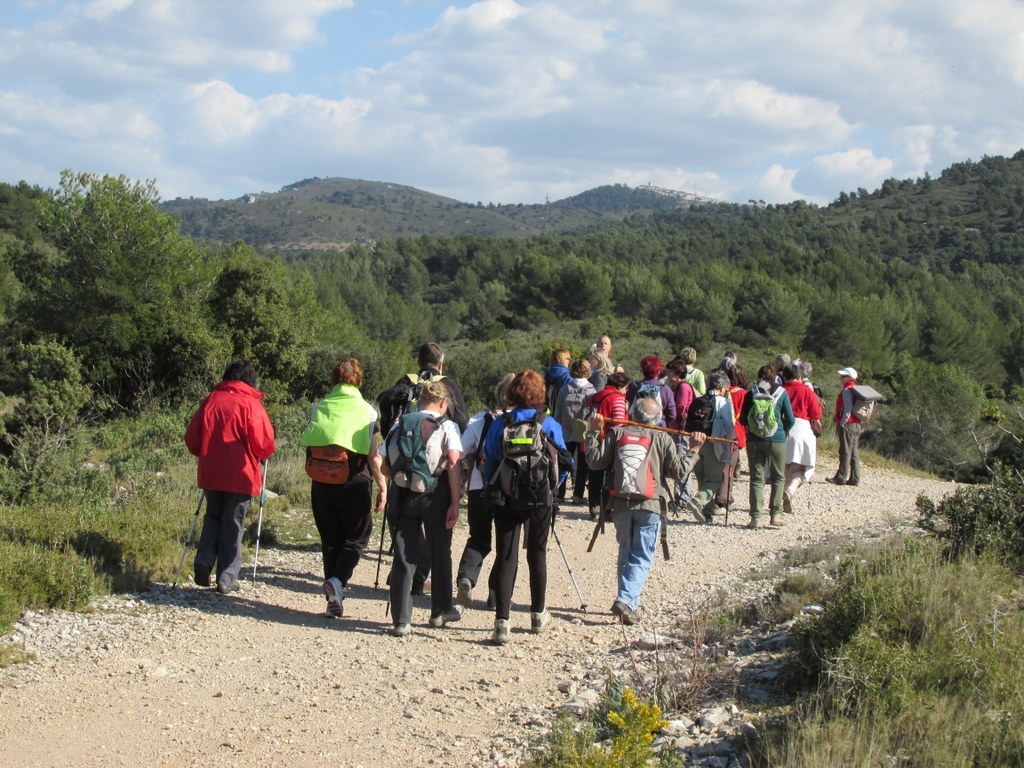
[482,369,573,646]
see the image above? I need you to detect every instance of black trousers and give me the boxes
[310,476,373,585]
[456,489,496,596]
[492,503,552,620]
[387,481,454,626]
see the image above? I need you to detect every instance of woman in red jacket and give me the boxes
[585,371,630,518]
[185,360,276,594]
[781,362,823,513]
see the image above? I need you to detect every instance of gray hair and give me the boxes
[708,370,730,392]
[795,359,812,379]
[629,396,662,425]
[774,353,791,369]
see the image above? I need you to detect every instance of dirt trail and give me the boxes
[0,460,953,767]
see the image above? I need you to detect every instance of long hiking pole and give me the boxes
[250,459,269,581]
[173,490,205,588]
[551,511,586,613]
[603,417,738,444]
[659,507,671,560]
[373,505,389,590]
[586,503,606,553]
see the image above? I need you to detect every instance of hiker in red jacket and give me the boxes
[185,360,276,594]
[585,371,630,518]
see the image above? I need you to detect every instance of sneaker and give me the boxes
[456,578,473,609]
[428,605,464,628]
[783,491,793,515]
[216,579,239,595]
[611,600,638,626]
[492,618,510,645]
[389,623,411,637]
[589,507,599,520]
[486,591,497,611]
[193,562,211,588]
[530,609,552,634]
[323,577,344,618]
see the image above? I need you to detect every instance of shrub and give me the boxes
[0,540,97,629]
[917,463,1024,570]
[523,680,683,768]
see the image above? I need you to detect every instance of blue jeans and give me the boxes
[613,508,661,611]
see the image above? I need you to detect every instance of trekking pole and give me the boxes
[551,510,586,612]
[373,512,389,590]
[250,458,269,581]
[586,503,606,553]
[659,507,671,560]
[603,417,738,444]
[172,490,205,588]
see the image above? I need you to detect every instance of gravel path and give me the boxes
[0,459,954,767]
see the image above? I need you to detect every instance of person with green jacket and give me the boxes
[300,357,387,618]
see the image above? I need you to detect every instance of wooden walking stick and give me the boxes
[602,417,738,444]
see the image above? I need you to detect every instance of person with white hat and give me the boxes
[830,367,862,486]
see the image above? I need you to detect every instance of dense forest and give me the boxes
[2,153,1024,494]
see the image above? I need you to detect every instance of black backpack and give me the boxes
[490,411,558,512]
[377,370,444,430]
[684,392,716,435]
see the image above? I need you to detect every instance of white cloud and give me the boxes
[0,0,1023,204]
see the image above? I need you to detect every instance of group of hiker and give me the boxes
[182,338,873,641]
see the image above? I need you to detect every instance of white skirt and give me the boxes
[786,418,816,469]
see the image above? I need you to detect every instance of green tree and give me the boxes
[208,244,323,397]
[13,172,222,408]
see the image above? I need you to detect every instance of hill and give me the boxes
[160,177,720,248]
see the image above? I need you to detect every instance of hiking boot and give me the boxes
[389,623,411,638]
[486,591,497,611]
[846,479,860,486]
[216,579,239,595]
[456,578,473,609]
[323,577,344,618]
[410,580,427,596]
[611,600,638,626]
[783,491,793,515]
[769,515,784,528]
[827,476,845,485]
[589,506,600,520]
[492,618,510,645]
[193,562,211,588]
[530,609,552,634]
[428,605,464,628]
[746,517,762,530]
[686,502,706,524]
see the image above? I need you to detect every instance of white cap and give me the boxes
[837,367,858,380]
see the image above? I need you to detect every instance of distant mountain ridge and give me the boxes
[160,178,720,249]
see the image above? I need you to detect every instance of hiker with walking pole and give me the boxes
[583,398,706,626]
[482,369,575,645]
[184,360,276,594]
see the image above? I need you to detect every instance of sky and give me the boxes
[1,0,1023,206]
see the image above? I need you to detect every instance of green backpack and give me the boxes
[747,387,783,439]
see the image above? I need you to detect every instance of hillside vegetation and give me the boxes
[161,178,702,248]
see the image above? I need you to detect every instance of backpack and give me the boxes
[635,380,662,402]
[608,429,656,500]
[558,381,594,428]
[747,387,783,439]
[684,392,716,434]
[490,411,557,510]
[847,387,880,423]
[385,411,448,493]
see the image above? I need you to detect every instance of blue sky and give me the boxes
[1,0,1023,205]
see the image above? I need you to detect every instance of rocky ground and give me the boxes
[0,460,954,768]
